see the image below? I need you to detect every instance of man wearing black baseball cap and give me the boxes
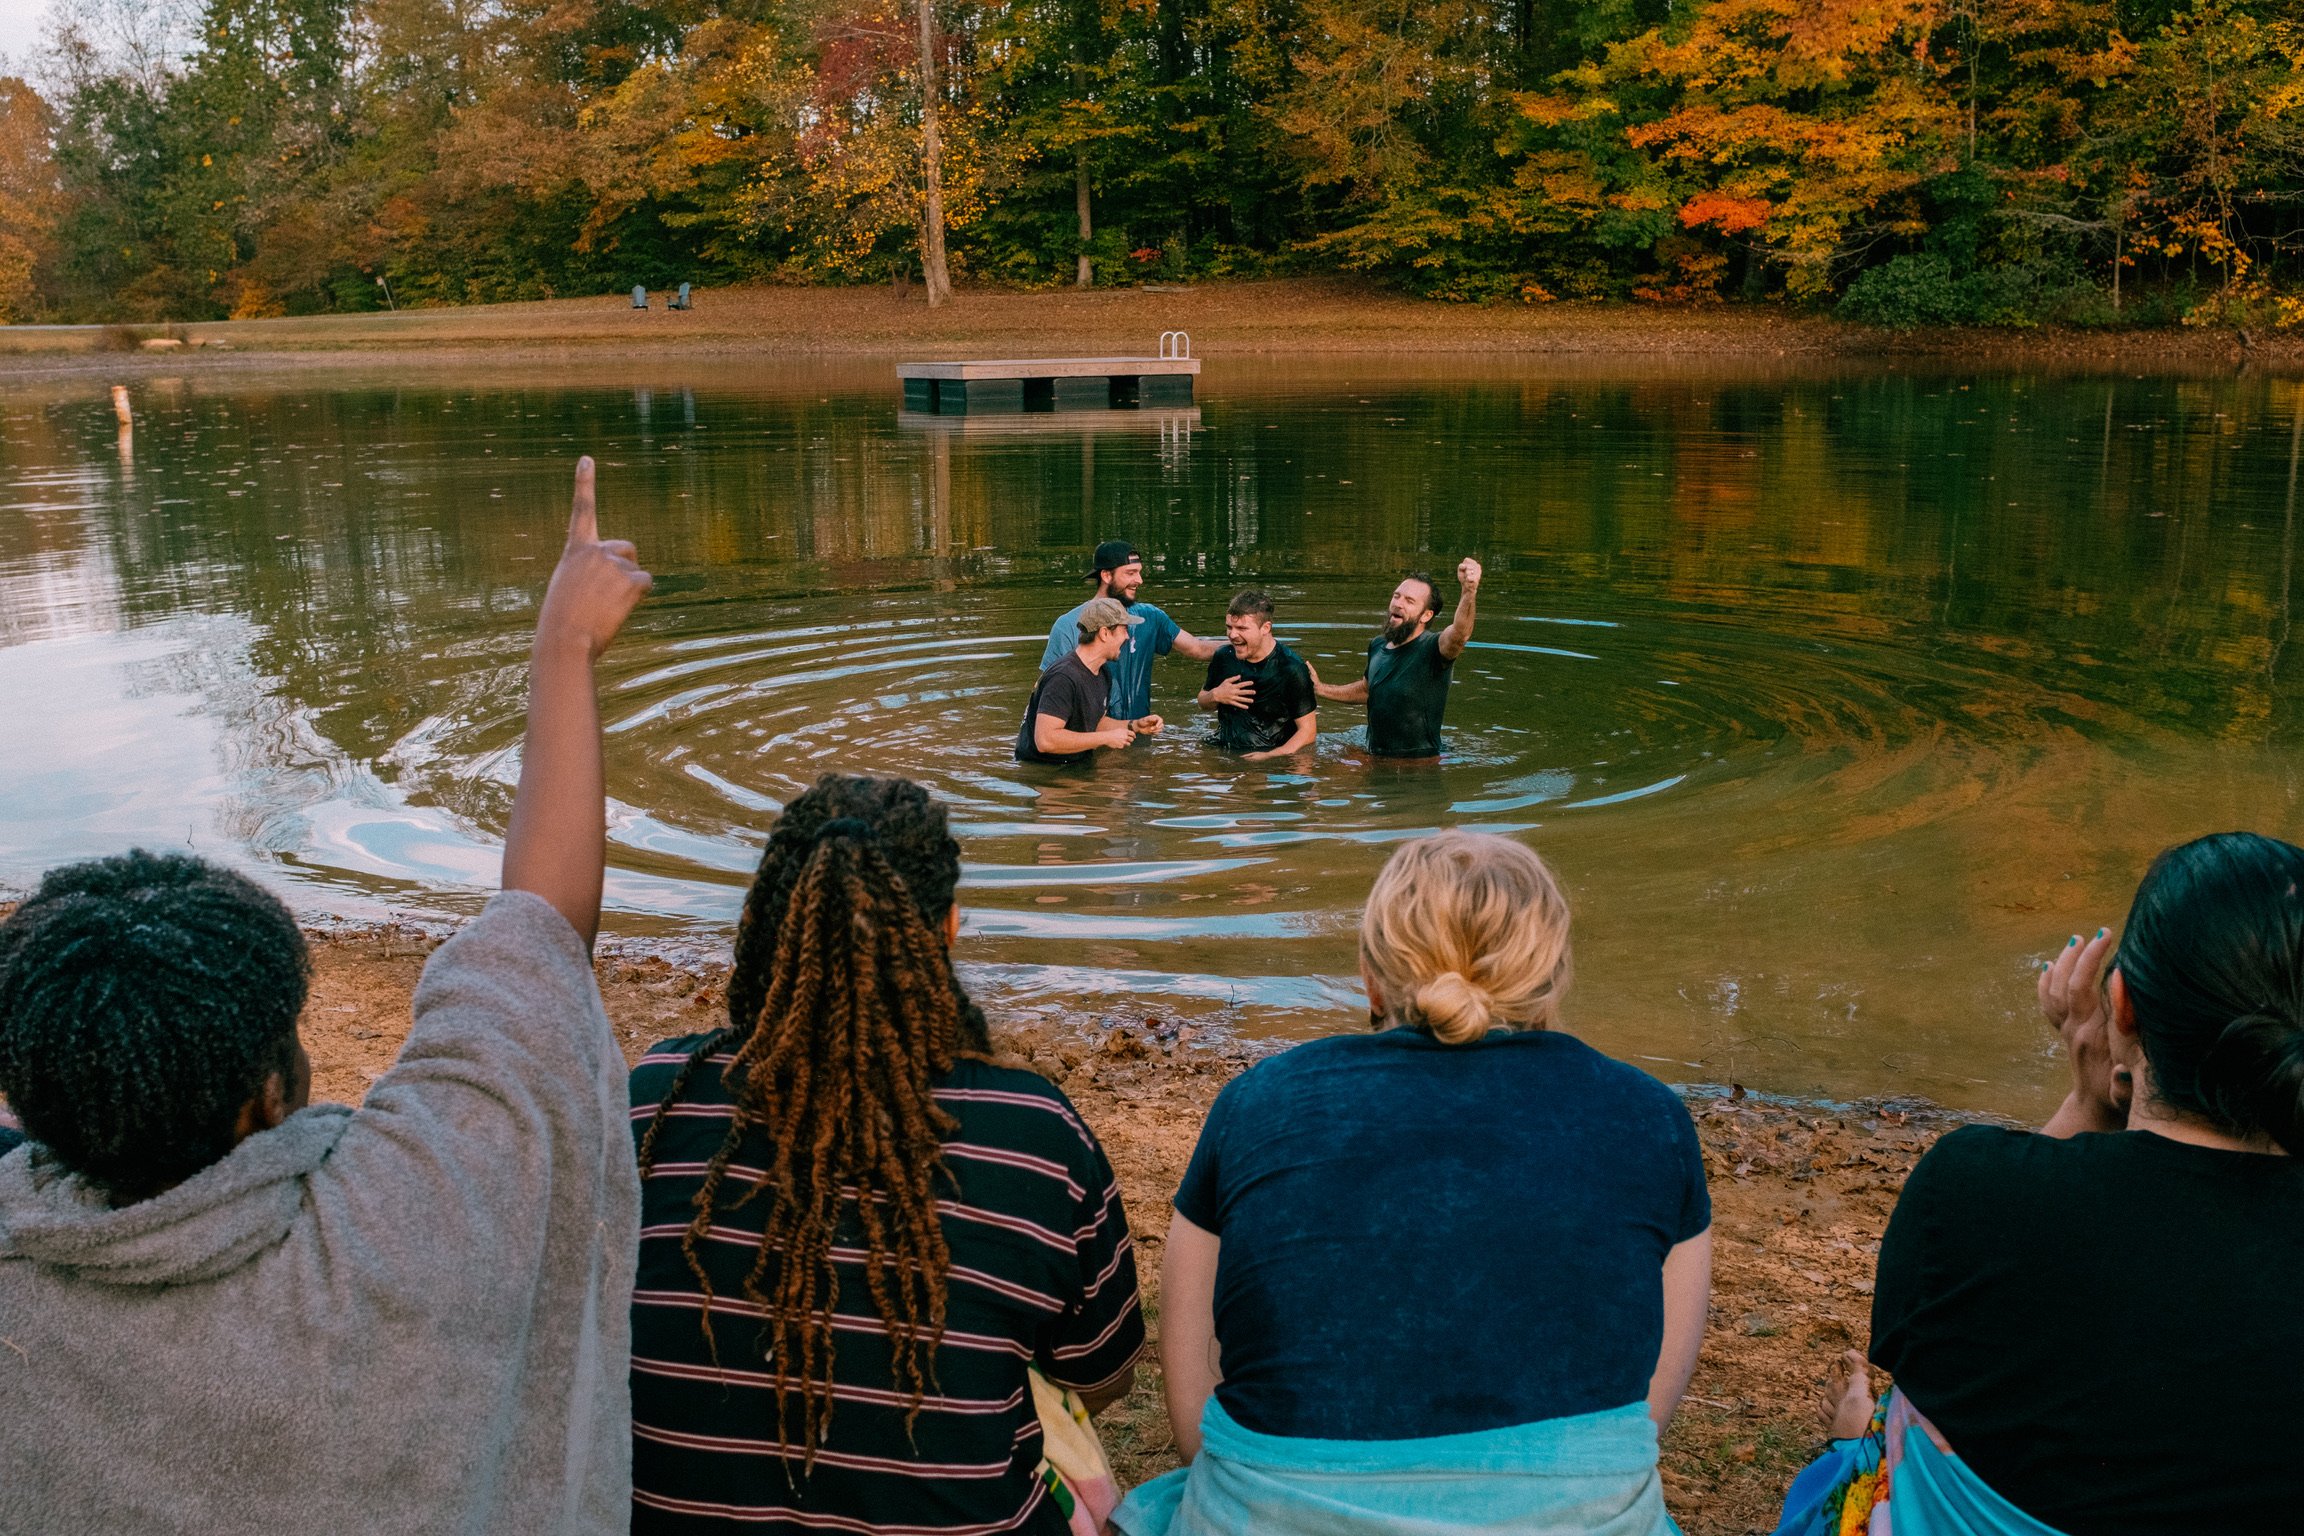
[1037,541,1221,723]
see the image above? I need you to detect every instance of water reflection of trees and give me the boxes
[6,372,2301,775]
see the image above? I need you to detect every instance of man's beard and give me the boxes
[1384,615,1421,646]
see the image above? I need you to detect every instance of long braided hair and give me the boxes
[637,775,992,1463]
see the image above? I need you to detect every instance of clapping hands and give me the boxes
[2039,926,2131,1136]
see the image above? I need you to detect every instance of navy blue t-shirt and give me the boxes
[1173,1028,1709,1441]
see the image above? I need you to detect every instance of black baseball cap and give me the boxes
[1090,540,1142,577]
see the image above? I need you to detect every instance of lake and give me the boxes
[3,354,2300,1119]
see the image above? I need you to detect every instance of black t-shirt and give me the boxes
[630,1044,1146,1535]
[1174,1029,1710,1440]
[1202,642,1316,753]
[1014,652,1109,764]
[1870,1125,2304,1535]
[1364,630,1455,758]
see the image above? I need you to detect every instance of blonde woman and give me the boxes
[1116,831,1710,1536]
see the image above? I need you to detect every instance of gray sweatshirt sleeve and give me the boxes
[307,889,629,1294]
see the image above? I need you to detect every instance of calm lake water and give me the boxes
[4,354,2301,1117]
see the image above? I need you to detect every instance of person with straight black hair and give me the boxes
[1777,831,2304,1536]
[0,458,653,1534]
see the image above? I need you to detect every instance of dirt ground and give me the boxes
[294,919,1975,1536]
[3,275,2293,374]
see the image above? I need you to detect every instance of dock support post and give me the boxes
[1140,374,1194,406]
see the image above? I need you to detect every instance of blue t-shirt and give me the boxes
[1041,601,1180,721]
[1173,1028,1710,1441]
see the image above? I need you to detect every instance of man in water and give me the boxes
[1041,540,1222,722]
[1016,596,1165,765]
[1314,557,1482,759]
[1198,590,1318,762]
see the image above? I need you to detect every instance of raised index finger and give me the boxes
[567,456,598,548]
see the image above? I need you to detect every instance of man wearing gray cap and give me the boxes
[1016,597,1166,764]
[1040,540,1221,722]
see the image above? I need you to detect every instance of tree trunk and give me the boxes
[918,0,953,308]
[1075,150,1093,287]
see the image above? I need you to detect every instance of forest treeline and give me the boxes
[0,0,2300,326]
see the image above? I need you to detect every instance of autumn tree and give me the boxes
[0,80,60,322]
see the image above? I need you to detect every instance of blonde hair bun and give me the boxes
[1414,970,1493,1044]
[1359,830,1573,1045]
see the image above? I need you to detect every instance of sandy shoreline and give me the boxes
[3,278,2293,377]
[297,919,1970,1536]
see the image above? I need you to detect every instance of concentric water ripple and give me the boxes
[5,360,2302,1117]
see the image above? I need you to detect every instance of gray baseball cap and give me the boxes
[1079,596,1144,632]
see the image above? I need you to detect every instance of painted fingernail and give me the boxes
[2067,936,2078,947]
[2097,927,2107,938]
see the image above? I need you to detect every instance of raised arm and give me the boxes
[500,457,653,950]
[1435,556,1482,661]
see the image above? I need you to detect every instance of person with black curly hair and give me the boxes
[0,458,653,1536]
[629,773,1145,1535]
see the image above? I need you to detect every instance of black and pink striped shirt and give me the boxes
[629,1040,1144,1535]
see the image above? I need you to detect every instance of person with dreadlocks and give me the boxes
[630,774,1146,1534]
[0,458,652,1534]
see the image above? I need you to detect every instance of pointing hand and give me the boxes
[538,456,652,661]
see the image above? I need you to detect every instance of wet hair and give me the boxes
[1227,589,1275,622]
[1400,571,1440,620]
[636,775,991,1461]
[1360,831,1572,1046]
[2114,832,2304,1154]
[0,850,308,1205]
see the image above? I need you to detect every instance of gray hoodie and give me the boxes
[0,890,638,1536]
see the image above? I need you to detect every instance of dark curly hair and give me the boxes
[636,775,991,1463]
[0,850,309,1204]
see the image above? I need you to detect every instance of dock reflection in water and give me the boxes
[2,357,2301,1118]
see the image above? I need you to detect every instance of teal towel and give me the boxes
[1113,1398,1676,1536]
[1772,1390,2069,1536]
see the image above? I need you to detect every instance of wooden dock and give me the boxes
[897,406,1200,437]
[898,333,1199,414]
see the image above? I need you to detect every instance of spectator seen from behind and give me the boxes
[1119,830,1710,1536]
[1780,831,2304,1535]
[628,773,1145,1534]
[0,458,653,1533]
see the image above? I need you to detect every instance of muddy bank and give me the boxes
[290,919,1978,1536]
[2,277,2292,376]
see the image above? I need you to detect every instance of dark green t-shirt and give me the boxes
[1364,630,1455,757]
[1203,643,1316,753]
